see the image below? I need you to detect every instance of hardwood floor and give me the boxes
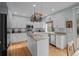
[49,44,67,56]
[7,41,67,56]
[7,41,32,56]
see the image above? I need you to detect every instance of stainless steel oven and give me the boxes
[26,25,33,31]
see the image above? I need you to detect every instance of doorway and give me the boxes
[0,14,7,56]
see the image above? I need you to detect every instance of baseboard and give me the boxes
[49,43,56,47]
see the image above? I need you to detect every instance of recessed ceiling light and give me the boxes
[22,13,26,16]
[45,14,48,16]
[33,4,36,7]
[14,11,17,14]
[51,8,55,11]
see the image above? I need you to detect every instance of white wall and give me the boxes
[52,12,65,28]
[51,8,74,43]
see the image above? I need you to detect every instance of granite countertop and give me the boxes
[27,31,66,41]
[55,32,66,35]
[42,32,66,35]
[27,32,49,41]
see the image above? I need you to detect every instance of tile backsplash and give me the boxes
[54,27,67,33]
[7,28,26,33]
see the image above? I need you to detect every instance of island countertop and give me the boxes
[27,31,66,41]
[27,32,49,41]
[28,32,66,35]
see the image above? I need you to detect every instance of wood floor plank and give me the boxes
[49,44,67,56]
[7,41,32,56]
[7,41,67,56]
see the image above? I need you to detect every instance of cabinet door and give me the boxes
[50,35,56,45]
[56,35,66,49]
[37,39,49,56]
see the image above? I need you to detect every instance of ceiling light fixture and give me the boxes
[33,4,36,7]
[31,4,43,22]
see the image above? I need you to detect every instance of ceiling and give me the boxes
[7,2,78,17]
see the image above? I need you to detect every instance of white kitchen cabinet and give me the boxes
[7,33,11,46]
[37,38,49,56]
[33,22,45,28]
[66,28,73,43]
[10,33,27,43]
[27,32,49,56]
[27,36,49,56]
[27,36,37,56]
[50,34,56,45]
[56,34,66,49]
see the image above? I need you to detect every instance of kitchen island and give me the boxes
[27,31,67,56]
[27,32,49,56]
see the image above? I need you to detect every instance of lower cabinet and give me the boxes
[27,36,49,56]
[50,34,56,46]
[56,34,66,49]
[11,33,27,43]
[49,34,67,49]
